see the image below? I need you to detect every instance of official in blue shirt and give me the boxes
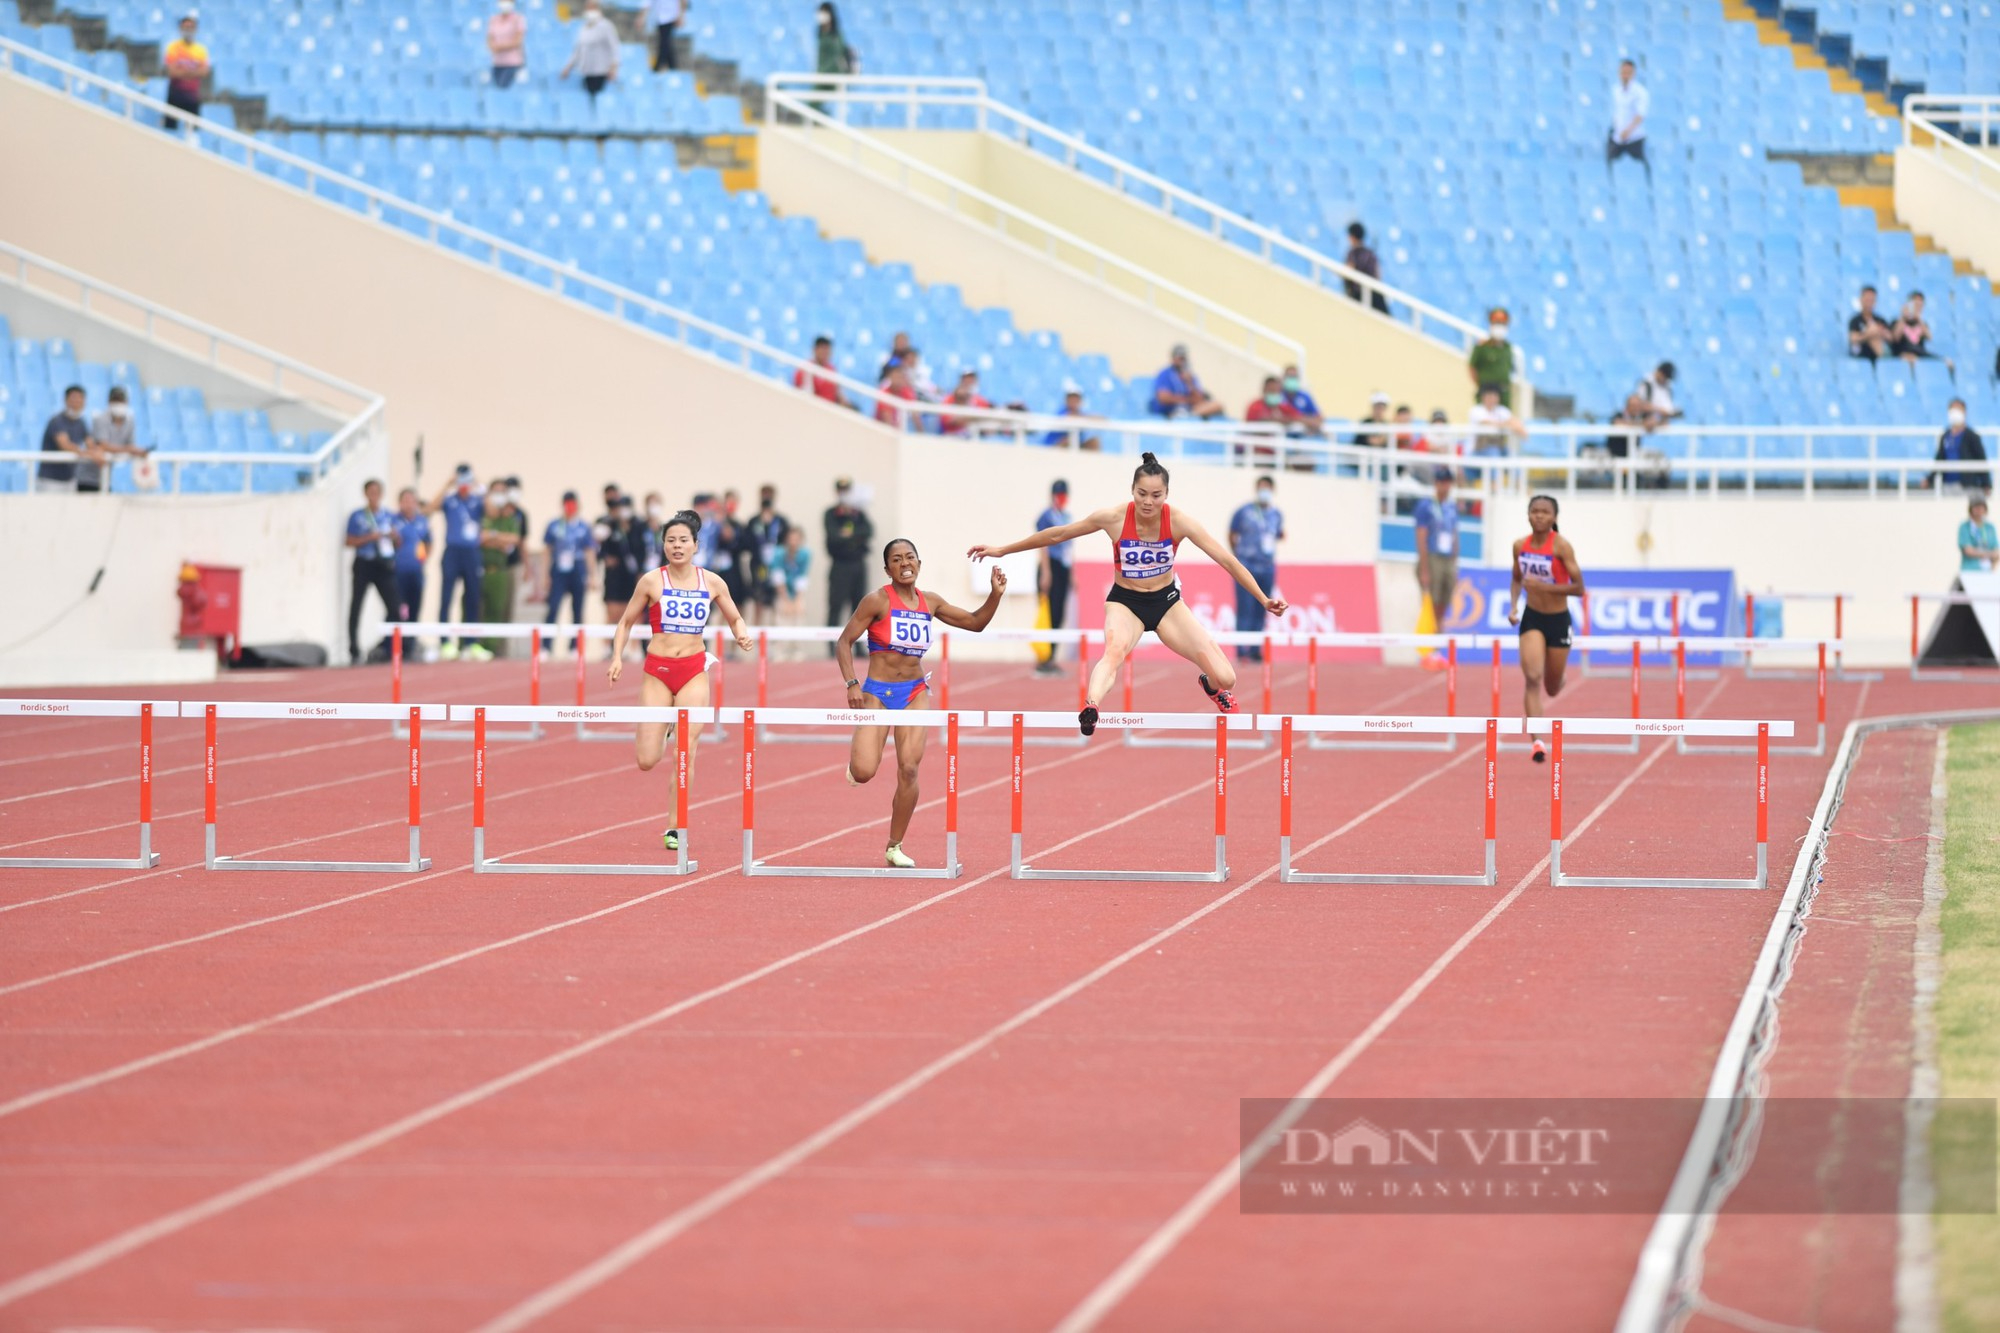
[1228,477,1284,659]
[390,486,432,624]
[1411,470,1463,622]
[425,466,487,658]
[344,478,402,665]
[544,490,599,652]
[1034,479,1074,675]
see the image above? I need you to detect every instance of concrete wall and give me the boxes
[759,129,1277,411]
[1894,145,2000,283]
[871,129,1486,422]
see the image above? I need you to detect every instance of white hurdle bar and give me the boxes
[202,702,440,873]
[740,707,978,878]
[1676,640,1829,758]
[0,699,169,870]
[1741,592,1867,679]
[1274,715,1507,885]
[1305,635,1467,753]
[1541,717,1782,890]
[1116,632,1272,751]
[1009,711,1249,882]
[393,624,544,741]
[462,704,697,874]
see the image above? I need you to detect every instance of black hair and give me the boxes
[363,477,384,492]
[661,508,701,543]
[812,334,832,348]
[1860,284,1877,296]
[1910,289,1925,301]
[1528,494,1560,533]
[818,0,841,30]
[62,383,84,399]
[882,537,918,565]
[1132,451,1170,489]
[1348,221,1365,240]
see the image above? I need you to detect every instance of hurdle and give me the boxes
[749,626,936,746]
[460,704,697,874]
[1741,592,1864,679]
[203,702,438,873]
[1494,635,1647,755]
[1010,711,1246,881]
[739,706,977,878]
[1273,715,1505,884]
[1118,629,1271,751]
[1304,633,1475,752]
[1675,639,1829,757]
[946,626,1094,749]
[393,623,544,741]
[1543,716,1781,890]
[569,625,731,744]
[0,699,168,870]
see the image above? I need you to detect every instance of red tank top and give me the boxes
[1516,531,1569,585]
[867,583,933,657]
[1113,502,1178,581]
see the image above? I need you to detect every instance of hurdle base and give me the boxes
[0,823,160,871]
[740,829,962,878]
[1308,730,1458,754]
[1501,735,1639,756]
[1124,730,1269,751]
[1548,839,1767,890]
[1677,722,1826,759]
[581,720,729,744]
[1279,835,1496,886]
[399,720,544,743]
[471,826,697,875]
[206,825,431,874]
[1010,831,1229,882]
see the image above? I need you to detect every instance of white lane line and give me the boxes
[1049,677,1733,1333]
[0,740,1271,1308]
[470,739,1489,1333]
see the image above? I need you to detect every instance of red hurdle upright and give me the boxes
[1123,632,1272,751]
[0,700,165,870]
[1306,635,1464,752]
[392,625,544,741]
[1672,639,1829,756]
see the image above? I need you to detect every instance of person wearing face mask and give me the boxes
[1244,374,1301,468]
[86,385,151,493]
[559,0,619,99]
[1227,478,1285,661]
[600,496,646,655]
[390,487,432,624]
[479,483,526,655]
[640,491,667,569]
[812,2,856,113]
[486,0,526,89]
[1469,307,1516,409]
[1279,364,1324,437]
[345,478,402,666]
[744,485,791,630]
[425,465,488,660]
[36,385,101,494]
[1931,399,1987,493]
[543,490,598,654]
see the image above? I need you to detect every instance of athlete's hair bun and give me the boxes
[1133,452,1170,487]
[662,508,702,538]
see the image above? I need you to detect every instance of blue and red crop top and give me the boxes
[867,583,933,657]
[1113,502,1179,582]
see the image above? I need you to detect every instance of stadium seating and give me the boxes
[0,317,326,494]
[1771,0,1999,101]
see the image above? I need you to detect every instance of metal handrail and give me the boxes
[761,86,1307,372]
[1903,94,2000,201]
[763,73,1505,362]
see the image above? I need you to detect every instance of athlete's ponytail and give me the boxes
[1528,493,1560,533]
[1132,451,1170,489]
[662,508,701,545]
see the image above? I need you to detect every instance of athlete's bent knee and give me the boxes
[897,760,921,788]
[1545,673,1566,698]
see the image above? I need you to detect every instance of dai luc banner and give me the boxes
[1441,567,1742,667]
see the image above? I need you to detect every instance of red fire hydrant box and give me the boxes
[177,563,242,651]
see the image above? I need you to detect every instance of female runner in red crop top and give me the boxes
[1509,494,1587,764]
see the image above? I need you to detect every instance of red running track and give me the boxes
[0,653,1994,1331]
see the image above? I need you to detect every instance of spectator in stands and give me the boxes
[1413,470,1462,622]
[1281,364,1324,436]
[646,0,685,73]
[1390,404,1423,472]
[1604,408,1636,460]
[1228,476,1283,661]
[428,466,487,660]
[487,0,526,89]
[1242,374,1298,467]
[814,3,857,112]
[1960,495,1998,572]
[1931,399,1988,491]
[560,1,619,99]
[1150,344,1224,419]
[745,485,790,629]
[1607,58,1651,184]
[85,386,150,493]
[1847,285,1894,362]
[1626,361,1682,432]
[940,370,993,434]
[1469,383,1528,456]
[1343,222,1389,313]
[824,476,874,655]
[391,486,430,623]
[899,346,939,402]
[1354,392,1393,448]
[162,12,209,131]
[875,359,921,430]
[1035,479,1073,676]
[877,331,912,383]
[345,478,400,665]
[774,527,812,659]
[1892,292,1951,371]
[1044,386,1102,450]
[543,490,596,653]
[1421,408,1458,477]
[599,494,645,652]
[1469,308,1515,407]
[35,385,97,494]
[479,482,526,653]
[795,335,846,406]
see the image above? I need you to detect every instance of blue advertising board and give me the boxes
[1441,567,1742,666]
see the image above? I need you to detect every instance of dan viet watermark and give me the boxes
[1239,1099,1997,1215]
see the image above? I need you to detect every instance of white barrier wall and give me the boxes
[1894,144,2000,282]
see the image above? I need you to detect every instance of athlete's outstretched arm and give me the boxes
[1177,511,1289,616]
[607,569,660,685]
[930,568,1009,632]
[835,588,890,708]
[703,572,757,652]
[968,507,1116,561]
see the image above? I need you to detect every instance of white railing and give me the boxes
[1904,94,2000,200]
[762,74,1507,366]
[760,82,1306,373]
[0,239,385,491]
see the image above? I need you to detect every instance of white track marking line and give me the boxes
[0,741,1268,1307]
[1049,677,1734,1333]
[471,735,1486,1333]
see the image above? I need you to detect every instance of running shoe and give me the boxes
[1198,674,1239,714]
[1078,704,1099,736]
[885,843,916,869]
[1034,660,1063,677]
[1531,739,1547,765]
[662,828,680,852]
[465,643,495,662]
[439,641,460,661]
